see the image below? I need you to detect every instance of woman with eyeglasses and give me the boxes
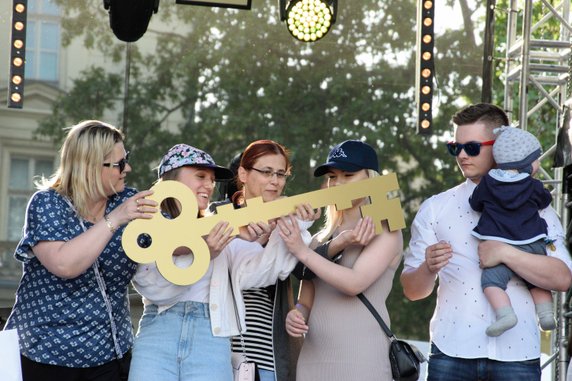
[4,120,157,381]
[128,141,315,381]
[279,140,403,381]
[225,140,322,381]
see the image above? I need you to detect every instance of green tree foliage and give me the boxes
[34,67,123,142]
[36,0,509,339]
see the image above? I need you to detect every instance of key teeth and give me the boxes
[360,194,406,233]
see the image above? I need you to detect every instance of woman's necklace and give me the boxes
[86,200,107,223]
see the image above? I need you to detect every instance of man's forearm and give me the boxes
[502,246,572,291]
[400,263,438,301]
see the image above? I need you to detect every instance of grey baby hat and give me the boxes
[493,126,542,174]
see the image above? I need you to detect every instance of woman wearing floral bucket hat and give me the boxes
[129,143,315,381]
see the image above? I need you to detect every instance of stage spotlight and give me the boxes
[415,0,435,135]
[103,0,159,42]
[280,0,337,42]
[8,0,27,109]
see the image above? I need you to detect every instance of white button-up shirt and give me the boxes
[404,179,572,361]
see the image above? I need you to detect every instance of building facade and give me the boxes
[0,0,158,316]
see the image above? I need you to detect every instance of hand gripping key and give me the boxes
[122,173,405,285]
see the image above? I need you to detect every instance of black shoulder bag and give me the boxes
[357,293,426,381]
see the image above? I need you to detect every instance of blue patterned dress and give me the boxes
[5,187,137,367]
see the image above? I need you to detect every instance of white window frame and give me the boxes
[3,152,56,242]
[25,0,61,82]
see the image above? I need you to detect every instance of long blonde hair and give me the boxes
[315,169,380,243]
[37,120,124,220]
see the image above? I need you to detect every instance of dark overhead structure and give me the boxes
[415,0,434,135]
[8,0,27,109]
[103,0,253,43]
[104,0,160,42]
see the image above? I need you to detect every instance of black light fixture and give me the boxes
[175,0,252,9]
[279,0,337,42]
[103,0,159,42]
[415,0,435,135]
[8,0,27,109]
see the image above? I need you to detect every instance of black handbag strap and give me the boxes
[357,293,397,342]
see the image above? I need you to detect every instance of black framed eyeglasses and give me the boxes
[446,140,495,157]
[250,167,290,180]
[103,151,130,173]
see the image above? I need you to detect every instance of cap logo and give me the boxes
[329,147,347,159]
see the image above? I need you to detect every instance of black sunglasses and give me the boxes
[446,140,495,157]
[103,151,130,173]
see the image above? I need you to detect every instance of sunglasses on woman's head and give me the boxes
[103,151,130,173]
[446,140,495,157]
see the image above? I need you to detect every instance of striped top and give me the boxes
[232,287,275,371]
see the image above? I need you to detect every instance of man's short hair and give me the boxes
[452,103,509,130]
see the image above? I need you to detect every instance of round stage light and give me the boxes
[12,75,23,85]
[11,93,22,103]
[286,0,333,42]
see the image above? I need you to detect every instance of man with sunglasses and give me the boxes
[400,103,572,381]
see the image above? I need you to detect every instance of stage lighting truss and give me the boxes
[415,0,434,135]
[8,0,27,109]
[280,0,337,42]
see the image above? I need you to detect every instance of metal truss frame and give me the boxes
[503,1,571,380]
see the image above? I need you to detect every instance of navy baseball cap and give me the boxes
[314,140,379,177]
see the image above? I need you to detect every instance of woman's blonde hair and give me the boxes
[315,169,379,243]
[38,120,124,220]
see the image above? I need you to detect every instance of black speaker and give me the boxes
[104,0,159,42]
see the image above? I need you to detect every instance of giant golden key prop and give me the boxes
[122,173,405,285]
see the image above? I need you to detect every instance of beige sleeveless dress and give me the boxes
[296,244,397,381]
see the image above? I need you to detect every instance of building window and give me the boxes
[7,157,54,241]
[25,0,61,82]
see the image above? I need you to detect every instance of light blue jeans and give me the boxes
[128,301,233,381]
[258,369,275,381]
